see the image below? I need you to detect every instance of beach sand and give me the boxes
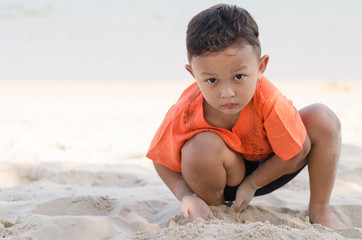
[0,79,361,239]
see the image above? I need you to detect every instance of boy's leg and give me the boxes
[299,103,346,229]
[181,131,245,205]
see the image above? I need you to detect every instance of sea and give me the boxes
[0,0,361,81]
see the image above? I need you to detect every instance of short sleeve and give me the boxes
[146,106,184,172]
[146,82,202,172]
[262,89,307,161]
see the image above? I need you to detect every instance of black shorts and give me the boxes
[223,159,307,202]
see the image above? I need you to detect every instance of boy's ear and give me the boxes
[185,64,196,79]
[258,55,269,79]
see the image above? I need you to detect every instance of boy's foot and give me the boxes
[308,204,347,229]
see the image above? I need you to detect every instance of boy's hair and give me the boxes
[186,4,261,63]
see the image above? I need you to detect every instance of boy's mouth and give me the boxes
[223,103,238,109]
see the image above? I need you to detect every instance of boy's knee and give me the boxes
[302,103,341,137]
[181,131,225,169]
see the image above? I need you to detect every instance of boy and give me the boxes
[147,4,345,229]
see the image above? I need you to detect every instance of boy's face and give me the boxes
[186,43,268,118]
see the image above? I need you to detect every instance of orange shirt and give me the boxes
[147,76,307,172]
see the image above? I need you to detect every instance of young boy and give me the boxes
[147,4,345,229]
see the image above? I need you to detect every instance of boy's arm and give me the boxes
[153,161,193,201]
[231,134,311,212]
[153,162,215,220]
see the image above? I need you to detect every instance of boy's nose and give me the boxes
[221,86,236,99]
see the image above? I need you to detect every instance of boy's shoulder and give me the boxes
[180,81,201,99]
[157,82,203,130]
[253,76,287,119]
[254,76,280,104]
[172,81,203,112]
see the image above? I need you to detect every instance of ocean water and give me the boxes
[0,0,361,81]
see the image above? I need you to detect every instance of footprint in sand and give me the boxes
[31,196,114,216]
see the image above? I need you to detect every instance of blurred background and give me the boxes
[0,0,361,81]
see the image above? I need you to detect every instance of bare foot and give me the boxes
[308,204,347,229]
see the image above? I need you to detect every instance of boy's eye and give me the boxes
[207,78,217,84]
[234,74,245,80]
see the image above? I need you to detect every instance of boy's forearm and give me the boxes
[249,135,311,189]
[153,162,194,201]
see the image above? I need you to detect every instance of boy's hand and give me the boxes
[181,194,215,220]
[230,175,258,213]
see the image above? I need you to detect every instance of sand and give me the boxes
[0,79,361,240]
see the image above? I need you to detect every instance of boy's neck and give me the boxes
[203,100,241,130]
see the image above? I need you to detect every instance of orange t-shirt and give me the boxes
[147,76,307,172]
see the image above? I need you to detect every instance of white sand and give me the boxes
[0,79,361,240]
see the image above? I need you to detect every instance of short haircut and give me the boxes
[186,4,261,63]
